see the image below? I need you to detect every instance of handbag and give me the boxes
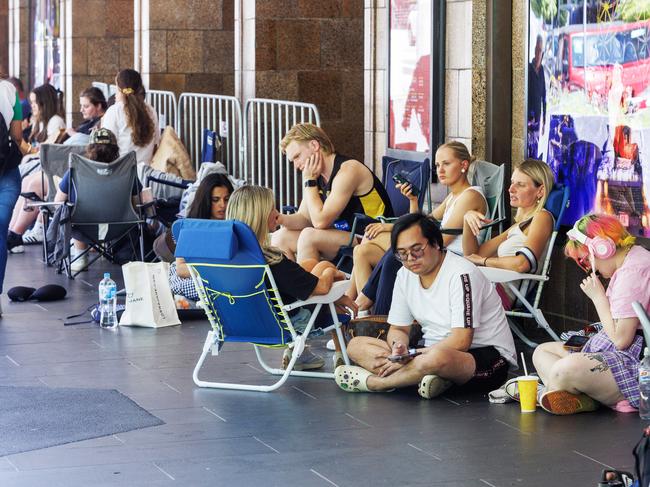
[119,261,181,328]
[347,315,422,348]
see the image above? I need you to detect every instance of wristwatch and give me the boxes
[304,179,318,188]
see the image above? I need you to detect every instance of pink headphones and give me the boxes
[566,225,617,259]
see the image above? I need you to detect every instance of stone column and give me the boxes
[64,0,134,124]
[141,0,235,97]
[248,0,364,161]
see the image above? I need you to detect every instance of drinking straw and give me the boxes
[521,352,529,376]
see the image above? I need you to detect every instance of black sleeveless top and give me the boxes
[317,154,393,228]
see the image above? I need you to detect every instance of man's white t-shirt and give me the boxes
[388,251,517,367]
[0,81,17,130]
[101,100,160,164]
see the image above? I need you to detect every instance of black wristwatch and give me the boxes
[304,179,318,188]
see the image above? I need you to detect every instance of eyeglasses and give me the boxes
[394,242,429,262]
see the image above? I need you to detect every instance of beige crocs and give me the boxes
[335,365,374,392]
[418,374,452,399]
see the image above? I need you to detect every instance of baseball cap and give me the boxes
[89,128,117,145]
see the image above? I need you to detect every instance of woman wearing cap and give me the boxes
[101,69,160,164]
[53,128,137,272]
[532,213,650,415]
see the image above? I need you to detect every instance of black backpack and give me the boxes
[0,111,22,175]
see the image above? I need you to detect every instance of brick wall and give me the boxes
[145,0,235,97]
[67,0,134,124]
[253,0,364,161]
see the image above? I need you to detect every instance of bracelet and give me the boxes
[483,257,488,267]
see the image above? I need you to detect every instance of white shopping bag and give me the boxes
[119,261,181,328]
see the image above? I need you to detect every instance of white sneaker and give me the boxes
[22,222,44,244]
[8,245,24,254]
[70,254,89,273]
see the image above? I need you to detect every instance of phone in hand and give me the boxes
[387,349,422,362]
[563,335,590,352]
[392,173,420,197]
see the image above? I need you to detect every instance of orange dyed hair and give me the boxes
[565,213,636,268]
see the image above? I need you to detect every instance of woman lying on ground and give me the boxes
[348,141,487,313]
[170,173,234,307]
[532,213,650,415]
[225,185,353,371]
[356,158,555,316]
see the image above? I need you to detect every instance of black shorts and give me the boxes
[458,346,509,393]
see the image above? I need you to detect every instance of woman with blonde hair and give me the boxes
[101,69,159,164]
[461,158,555,307]
[226,185,353,370]
[349,140,487,313]
[532,213,650,415]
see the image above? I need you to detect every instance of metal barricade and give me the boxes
[243,98,320,209]
[177,93,244,177]
[91,82,110,99]
[146,89,177,130]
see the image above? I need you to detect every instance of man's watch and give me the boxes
[304,179,318,188]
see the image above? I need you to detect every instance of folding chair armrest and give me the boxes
[145,174,192,190]
[282,280,349,311]
[440,226,463,236]
[136,201,157,211]
[349,213,379,241]
[377,216,398,224]
[479,267,548,284]
[23,201,66,209]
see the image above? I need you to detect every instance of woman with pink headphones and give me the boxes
[532,213,650,415]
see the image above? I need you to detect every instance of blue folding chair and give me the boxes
[173,218,351,392]
[479,184,571,347]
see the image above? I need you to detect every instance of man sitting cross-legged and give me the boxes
[335,213,517,398]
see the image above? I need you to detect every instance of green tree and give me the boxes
[530,0,559,21]
[617,0,650,21]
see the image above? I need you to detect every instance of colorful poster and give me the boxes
[528,0,650,237]
[389,0,432,153]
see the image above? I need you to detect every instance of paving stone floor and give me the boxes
[0,246,643,486]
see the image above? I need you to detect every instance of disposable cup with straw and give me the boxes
[517,352,538,413]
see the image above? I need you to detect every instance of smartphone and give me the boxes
[387,349,422,362]
[563,335,590,352]
[392,173,420,197]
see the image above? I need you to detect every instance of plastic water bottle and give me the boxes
[98,273,118,329]
[639,348,650,420]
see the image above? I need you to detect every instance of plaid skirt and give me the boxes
[169,262,199,302]
[579,328,643,408]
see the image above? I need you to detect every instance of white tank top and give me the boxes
[442,186,486,255]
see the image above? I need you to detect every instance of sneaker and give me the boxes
[7,231,23,252]
[539,390,599,415]
[418,374,453,399]
[326,338,336,351]
[8,245,24,254]
[22,222,43,244]
[282,345,325,371]
[70,254,89,273]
